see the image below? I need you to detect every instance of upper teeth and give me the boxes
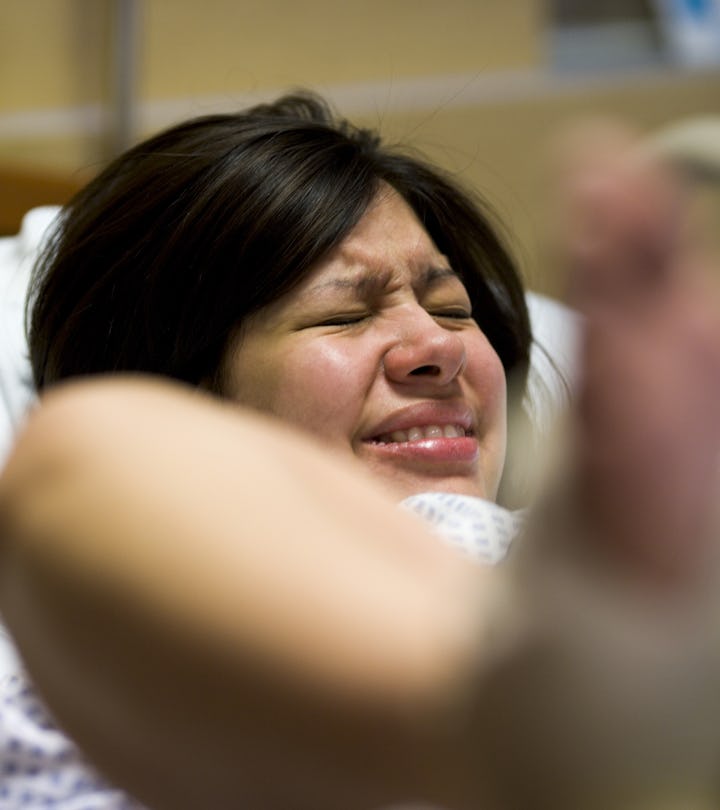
[376,424,467,444]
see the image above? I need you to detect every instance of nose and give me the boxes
[383,308,466,386]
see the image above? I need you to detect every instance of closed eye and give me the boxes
[431,309,473,320]
[316,313,370,327]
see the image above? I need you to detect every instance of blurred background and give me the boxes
[1,0,719,295]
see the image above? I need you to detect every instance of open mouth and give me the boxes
[371,424,473,444]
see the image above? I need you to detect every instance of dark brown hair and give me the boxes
[29,92,531,399]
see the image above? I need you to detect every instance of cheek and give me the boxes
[466,335,508,429]
[465,336,508,498]
[231,340,374,439]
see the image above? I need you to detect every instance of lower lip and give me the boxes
[364,436,479,464]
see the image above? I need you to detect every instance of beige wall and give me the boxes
[142,0,541,96]
[1,0,542,168]
[2,0,719,292]
[2,1,111,110]
[362,71,720,295]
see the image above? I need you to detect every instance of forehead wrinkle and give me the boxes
[306,263,460,302]
[302,267,392,301]
[339,223,435,272]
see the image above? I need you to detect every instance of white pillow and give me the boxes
[0,206,59,466]
[0,207,580,469]
[525,290,579,434]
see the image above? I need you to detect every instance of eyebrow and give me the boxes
[306,265,462,299]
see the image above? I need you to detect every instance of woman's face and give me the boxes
[222,188,507,501]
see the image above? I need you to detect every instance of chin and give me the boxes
[377,473,493,503]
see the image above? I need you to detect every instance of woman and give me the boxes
[2,91,532,810]
[27,92,532,511]
[3,96,720,809]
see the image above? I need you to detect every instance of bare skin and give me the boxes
[1,133,720,808]
[562,126,720,585]
[474,130,720,809]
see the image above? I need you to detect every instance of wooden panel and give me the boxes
[0,166,87,235]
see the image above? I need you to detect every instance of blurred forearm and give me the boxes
[0,377,488,810]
